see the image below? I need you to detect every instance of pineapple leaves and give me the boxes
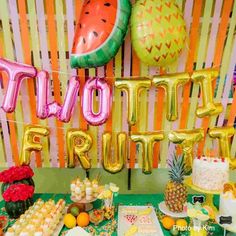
[168,154,187,183]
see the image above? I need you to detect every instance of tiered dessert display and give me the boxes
[70,177,102,211]
[185,156,229,212]
[5,198,66,236]
[159,154,188,217]
[217,182,236,233]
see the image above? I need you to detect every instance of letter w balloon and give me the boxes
[36,71,80,122]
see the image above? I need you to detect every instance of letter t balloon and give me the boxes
[0,58,37,112]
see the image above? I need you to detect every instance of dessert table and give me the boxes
[0,194,224,236]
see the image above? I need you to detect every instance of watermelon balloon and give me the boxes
[71,0,131,68]
[131,0,187,67]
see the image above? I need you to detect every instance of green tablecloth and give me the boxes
[0,194,225,235]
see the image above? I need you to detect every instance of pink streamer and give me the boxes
[65,0,79,128]
[148,67,157,131]
[0,89,13,166]
[8,0,31,123]
[36,0,58,167]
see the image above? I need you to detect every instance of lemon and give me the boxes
[64,213,76,229]
[176,219,188,231]
[110,185,119,193]
[103,190,112,198]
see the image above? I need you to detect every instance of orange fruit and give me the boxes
[162,216,175,230]
[77,212,90,227]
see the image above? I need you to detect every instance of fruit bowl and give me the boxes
[89,209,104,225]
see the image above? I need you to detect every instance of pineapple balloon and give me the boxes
[131,0,187,67]
[165,154,188,213]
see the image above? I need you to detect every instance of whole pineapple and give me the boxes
[165,154,187,212]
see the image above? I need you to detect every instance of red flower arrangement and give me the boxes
[0,166,34,183]
[3,184,34,202]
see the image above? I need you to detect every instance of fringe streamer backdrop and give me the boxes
[0,0,236,169]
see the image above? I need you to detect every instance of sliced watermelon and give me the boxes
[70,0,131,68]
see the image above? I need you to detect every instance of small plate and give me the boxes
[159,201,188,218]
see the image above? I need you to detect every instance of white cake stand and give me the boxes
[159,201,188,218]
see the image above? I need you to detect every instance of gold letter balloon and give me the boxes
[115,78,151,126]
[102,132,127,174]
[168,129,204,170]
[153,73,190,121]
[131,0,187,67]
[131,132,164,174]
[191,70,223,117]
[20,125,49,165]
[209,126,236,169]
[66,129,93,170]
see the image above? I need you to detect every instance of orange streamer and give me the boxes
[78,69,87,130]
[153,68,165,168]
[45,1,65,167]
[179,0,203,130]
[18,0,41,166]
[198,0,233,154]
